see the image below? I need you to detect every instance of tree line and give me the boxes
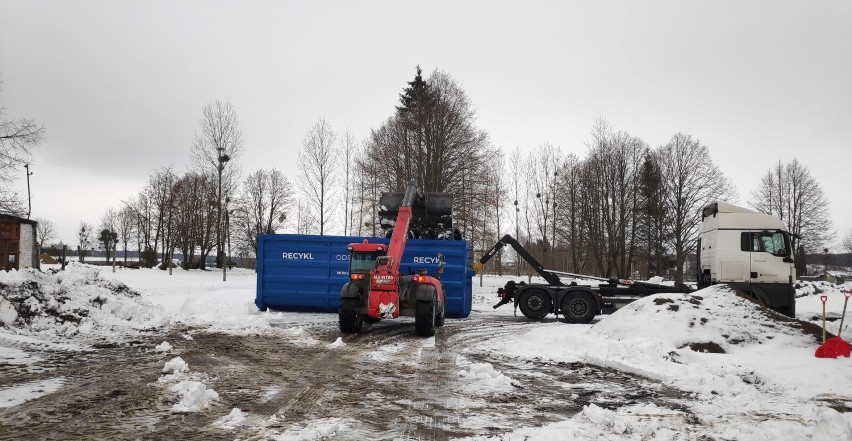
[2,71,840,279]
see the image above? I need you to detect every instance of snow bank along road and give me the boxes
[1,265,851,440]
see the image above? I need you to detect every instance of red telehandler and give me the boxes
[339,181,448,336]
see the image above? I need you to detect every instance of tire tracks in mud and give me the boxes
[0,336,171,441]
[0,315,700,440]
[429,315,701,437]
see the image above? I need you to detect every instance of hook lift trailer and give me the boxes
[474,234,694,323]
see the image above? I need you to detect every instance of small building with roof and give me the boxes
[0,214,38,271]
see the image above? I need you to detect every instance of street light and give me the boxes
[514,200,520,277]
[217,147,230,282]
[24,164,33,219]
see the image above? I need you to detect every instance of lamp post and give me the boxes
[24,163,33,219]
[217,147,230,281]
[514,200,520,277]
[223,196,229,282]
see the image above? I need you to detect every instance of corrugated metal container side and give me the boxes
[256,234,473,318]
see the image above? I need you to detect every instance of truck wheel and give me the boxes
[518,289,551,320]
[562,292,597,324]
[339,299,363,333]
[435,301,446,327]
[415,299,436,337]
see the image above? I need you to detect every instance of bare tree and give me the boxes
[99,208,119,264]
[575,120,647,278]
[526,143,562,268]
[1,83,45,214]
[191,100,244,268]
[170,173,210,269]
[484,150,507,275]
[354,145,382,237]
[841,230,852,269]
[34,217,56,248]
[125,191,156,267]
[554,153,587,273]
[77,221,92,263]
[298,118,338,235]
[115,205,136,266]
[750,159,833,253]
[147,167,178,268]
[340,129,357,235]
[657,133,736,284]
[235,168,294,254]
[508,147,526,276]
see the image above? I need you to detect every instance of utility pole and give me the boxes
[25,164,33,218]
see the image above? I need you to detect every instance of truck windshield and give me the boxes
[349,251,382,273]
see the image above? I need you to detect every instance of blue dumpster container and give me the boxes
[256,234,473,318]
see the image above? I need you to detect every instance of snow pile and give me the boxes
[155,354,219,413]
[95,266,278,336]
[582,285,848,396]
[791,280,851,335]
[168,380,219,413]
[215,407,247,429]
[281,326,319,346]
[461,401,852,441]
[326,337,346,348]
[154,341,173,353]
[0,264,171,339]
[489,283,852,438]
[162,356,189,374]
[455,355,516,395]
[796,279,839,298]
[589,285,822,356]
[269,418,351,441]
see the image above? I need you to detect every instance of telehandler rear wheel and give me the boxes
[339,299,363,333]
[415,298,437,337]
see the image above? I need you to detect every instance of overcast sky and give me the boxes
[1,0,850,247]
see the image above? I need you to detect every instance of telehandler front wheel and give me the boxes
[415,298,437,337]
[339,299,363,333]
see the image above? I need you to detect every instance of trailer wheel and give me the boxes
[339,299,363,333]
[518,289,551,320]
[562,292,596,324]
[415,297,437,337]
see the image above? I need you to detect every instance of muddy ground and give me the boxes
[0,314,694,440]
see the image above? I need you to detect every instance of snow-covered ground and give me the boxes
[2,263,852,439]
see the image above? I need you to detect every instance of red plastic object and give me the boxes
[815,337,851,359]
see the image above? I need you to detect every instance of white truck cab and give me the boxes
[697,202,797,317]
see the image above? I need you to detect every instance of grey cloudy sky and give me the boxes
[1,0,850,246]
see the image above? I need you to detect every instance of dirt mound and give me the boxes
[40,253,58,264]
